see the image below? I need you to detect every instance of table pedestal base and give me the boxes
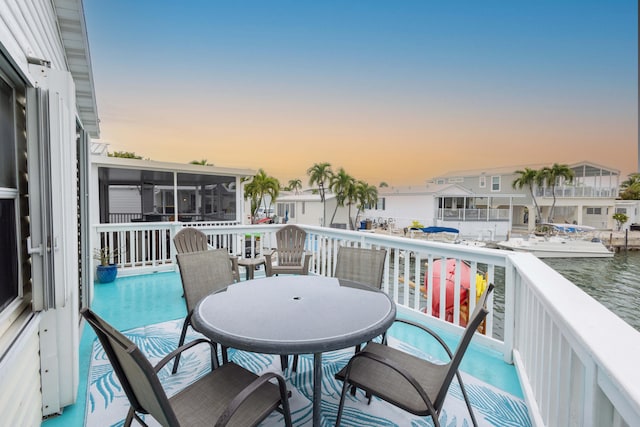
[313,353,322,427]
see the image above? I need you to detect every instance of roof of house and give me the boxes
[54,0,100,137]
[91,155,256,185]
[378,183,473,196]
[277,191,336,202]
[431,161,620,180]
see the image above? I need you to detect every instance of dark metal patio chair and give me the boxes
[334,283,495,427]
[81,308,292,427]
[333,246,387,289]
[334,246,388,353]
[286,246,388,372]
[173,249,236,374]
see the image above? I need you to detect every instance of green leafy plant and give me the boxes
[613,213,629,231]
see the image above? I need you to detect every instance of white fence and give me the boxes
[93,222,639,426]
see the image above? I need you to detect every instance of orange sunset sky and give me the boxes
[85,1,639,186]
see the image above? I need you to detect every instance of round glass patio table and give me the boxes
[192,275,396,427]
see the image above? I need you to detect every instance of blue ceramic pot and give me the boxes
[96,264,117,283]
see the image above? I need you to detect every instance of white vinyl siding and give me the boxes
[0,313,42,426]
[0,0,68,77]
[109,186,142,213]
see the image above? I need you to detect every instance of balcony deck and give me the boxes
[43,270,528,426]
[38,222,640,426]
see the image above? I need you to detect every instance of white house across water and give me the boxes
[363,162,625,240]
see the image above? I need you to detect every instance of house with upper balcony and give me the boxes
[364,161,621,240]
[3,2,640,426]
[365,183,523,241]
[432,161,620,231]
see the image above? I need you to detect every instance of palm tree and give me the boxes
[189,159,213,166]
[243,177,260,222]
[620,173,640,200]
[344,179,359,229]
[307,162,333,226]
[328,168,355,226]
[538,163,574,222]
[287,178,302,195]
[244,169,280,221]
[109,151,142,159]
[512,168,543,223]
[354,181,378,225]
[621,173,640,189]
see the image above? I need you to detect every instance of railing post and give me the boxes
[169,222,182,270]
[503,258,516,364]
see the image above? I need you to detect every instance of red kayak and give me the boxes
[423,259,483,327]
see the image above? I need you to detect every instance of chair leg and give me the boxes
[210,342,219,370]
[280,354,289,371]
[456,371,479,427]
[124,408,134,427]
[171,318,191,374]
[221,346,229,364]
[125,408,148,427]
[291,355,298,372]
[335,379,351,426]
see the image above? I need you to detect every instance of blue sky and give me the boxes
[84,0,638,185]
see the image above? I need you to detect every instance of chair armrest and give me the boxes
[302,251,312,272]
[263,249,276,260]
[214,371,289,427]
[389,318,454,360]
[263,250,276,276]
[153,339,216,373]
[228,255,240,282]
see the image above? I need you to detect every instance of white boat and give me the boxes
[496,231,614,258]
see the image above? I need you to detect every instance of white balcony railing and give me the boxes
[438,208,511,221]
[93,222,640,426]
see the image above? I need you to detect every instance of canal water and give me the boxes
[544,251,640,332]
[394,250,640,340]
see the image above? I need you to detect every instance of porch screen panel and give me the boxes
[176,173,237,222]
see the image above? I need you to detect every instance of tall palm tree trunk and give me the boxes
[549,184,557,222]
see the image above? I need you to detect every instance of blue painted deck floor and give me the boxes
[43,271,530,426]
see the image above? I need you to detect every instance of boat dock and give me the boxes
[599,230,640,252]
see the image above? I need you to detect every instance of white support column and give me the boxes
[173,172,178,222]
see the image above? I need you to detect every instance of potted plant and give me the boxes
[94,246,119,283]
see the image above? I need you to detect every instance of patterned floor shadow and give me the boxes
[85,319,531,426]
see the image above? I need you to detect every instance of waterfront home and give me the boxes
[2,2,639,426]
[275,190,351,228]
[364,183,523,241]
[364,162,622,239]
[429,162,620,231]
